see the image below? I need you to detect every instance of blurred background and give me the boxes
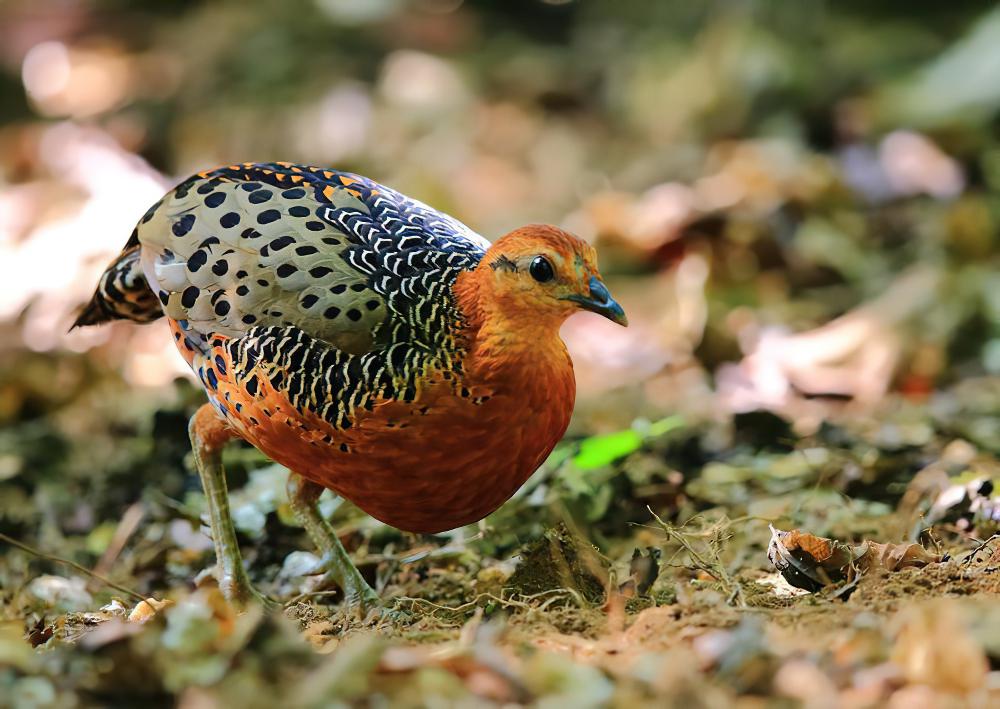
[4,3,1000,703]
[5,0,1000,418]
[3,0,1000,606]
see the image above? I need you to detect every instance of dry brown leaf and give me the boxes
[782,530,840,565]
[858,541,942,573]
[127,597,174,624]
[767,526,943,592]
[767,526,860,591]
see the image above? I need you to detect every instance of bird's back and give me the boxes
[83,162,490,426]
[141,162,488,349]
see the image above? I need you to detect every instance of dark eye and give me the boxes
[529,256,554,283]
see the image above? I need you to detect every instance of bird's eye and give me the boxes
[529,256,555,283]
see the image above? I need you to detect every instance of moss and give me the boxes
[504,524,606,605]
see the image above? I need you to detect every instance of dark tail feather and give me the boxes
[72,243,162,329]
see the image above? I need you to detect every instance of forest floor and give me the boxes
[2,347,999,707]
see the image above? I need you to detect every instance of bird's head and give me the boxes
[465,224,627,328]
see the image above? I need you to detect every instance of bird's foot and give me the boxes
[282,569,410,628]
[303,553,380,607]
[219,572,281,612]
[363,600,412,627]
[343,595,411,628]
[331,580,410,627]
[342,582,388,620]
[287,568,409,625]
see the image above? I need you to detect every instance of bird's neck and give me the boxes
[452,268,574,384]
[450,267,576,507]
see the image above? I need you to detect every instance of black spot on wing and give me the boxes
[172,214,195,237]
[257,209,280,225]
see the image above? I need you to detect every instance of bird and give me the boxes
[75,161,627,613]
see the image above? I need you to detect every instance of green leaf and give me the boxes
[572,416,685,470]
[574,430,643,470]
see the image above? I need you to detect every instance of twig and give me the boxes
[396,589,581,619]
[92,502,145,584]
[647,507,746,606]
[962,533,1000,568]
[0,532,145,602]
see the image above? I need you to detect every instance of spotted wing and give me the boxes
[137,162,488,356]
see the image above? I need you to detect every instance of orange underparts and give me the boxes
[167,314,576,534]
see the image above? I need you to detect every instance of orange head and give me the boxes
[457,224,627,333]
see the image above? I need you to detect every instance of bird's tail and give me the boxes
[72,235,162,329]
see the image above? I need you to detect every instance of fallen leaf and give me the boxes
[618,547,661,598]
[127,597,174,624]
[755,573,810,598]
[766,526,860,591]
[858,541,942,573]
[766,526,943,593]
[26,617,53,648]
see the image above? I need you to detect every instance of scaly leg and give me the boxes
[189,404,273,609]
[286,473,379,614]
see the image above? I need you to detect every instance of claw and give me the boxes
[310,564,386,619]
[364,601,412,627]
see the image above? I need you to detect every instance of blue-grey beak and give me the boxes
[564,276,628,326]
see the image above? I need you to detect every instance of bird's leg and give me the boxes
[286,473,379,615]
[189,404,274,609]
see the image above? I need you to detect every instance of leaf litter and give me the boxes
[4,386,1000,706]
